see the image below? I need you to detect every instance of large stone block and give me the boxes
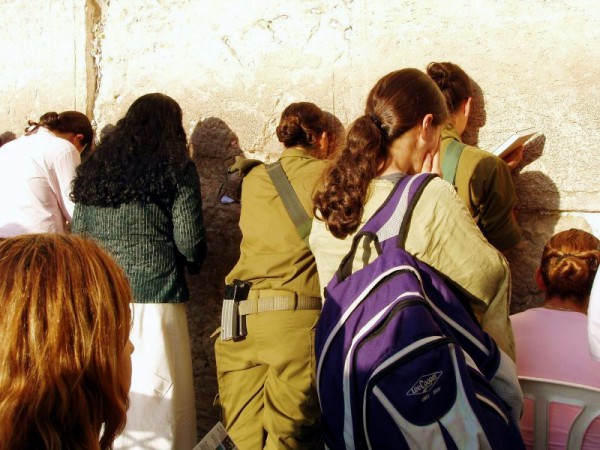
[0,1,92,133]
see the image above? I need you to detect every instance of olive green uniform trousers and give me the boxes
[215,309,322,450]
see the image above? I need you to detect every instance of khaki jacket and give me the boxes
[226,146,326,298]
[310,176,516,360]
[440,127,521,251]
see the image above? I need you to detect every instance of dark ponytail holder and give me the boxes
[369,114,382,129]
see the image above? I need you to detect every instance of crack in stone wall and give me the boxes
[86,0,105,133]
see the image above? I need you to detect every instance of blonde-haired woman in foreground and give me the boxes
[0,234,133,450]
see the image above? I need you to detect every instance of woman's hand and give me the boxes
[421,151,442,176]
[502,145,524,171]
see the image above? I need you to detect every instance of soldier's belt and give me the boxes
[238,291,322,316]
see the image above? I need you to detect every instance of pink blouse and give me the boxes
[511,307,600,449]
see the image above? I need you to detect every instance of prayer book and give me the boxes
[492,127,538,158]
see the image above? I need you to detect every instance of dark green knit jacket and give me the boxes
[72,163,207,303]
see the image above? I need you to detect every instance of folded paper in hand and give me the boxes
[193,422,238,450]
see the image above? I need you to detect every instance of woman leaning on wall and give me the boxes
[311,68,516,360]
[214,102,343,449]
[426,61,522,251]
[0,111,92,237]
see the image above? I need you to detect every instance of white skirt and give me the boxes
[114,302,197,450]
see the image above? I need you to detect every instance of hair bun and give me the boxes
[541,229,600,299]
[550,255,591,292]
[426,62,450,89]
[276,102,331,149]
[276,115,304,146]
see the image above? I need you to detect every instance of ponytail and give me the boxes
[25,111,61,135]
[313,115,386,238]
[25,111,93,147]
[313,68,448,239]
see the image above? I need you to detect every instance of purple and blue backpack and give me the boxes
[315,173,525,450]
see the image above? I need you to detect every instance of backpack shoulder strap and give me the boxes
[266,160,312,245]
[361,173,435,245]
[337,173,435,280]
[441,140,466,184]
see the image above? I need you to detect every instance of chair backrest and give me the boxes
[519,376,600,450]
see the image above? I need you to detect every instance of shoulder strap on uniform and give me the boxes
[441,140,466,184]
[266,161,312,245]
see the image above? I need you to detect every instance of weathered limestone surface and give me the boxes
[0,0,92,125]
[0,0,599,435]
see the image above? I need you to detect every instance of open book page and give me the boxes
[492,127,538,159]
[193,422,238,450]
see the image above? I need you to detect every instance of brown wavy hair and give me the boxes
[313,68,448,238]
[540,228,600,301]
[25,111,94,148]
[0,234,132,450]
[276,102,344,156]
[426,62,472,114]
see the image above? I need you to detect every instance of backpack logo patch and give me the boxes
[406,371,442,396]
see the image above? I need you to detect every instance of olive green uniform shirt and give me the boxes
[310,177,515,360]
[440,127,521,251]
[226,146,326,298]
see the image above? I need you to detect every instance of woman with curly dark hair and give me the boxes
[71,93,207,450]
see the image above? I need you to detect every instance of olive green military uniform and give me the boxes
[440,127,521,251]
[215,146,325,450]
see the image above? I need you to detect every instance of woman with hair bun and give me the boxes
[0,110,93,237]
[215,101,343,449]
[511,228,600,449]
[0,233,133,450]
[426,61,521,251]
[311,68,517,359]
[71,93,207,450]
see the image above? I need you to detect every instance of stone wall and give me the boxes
[1,0,599,434]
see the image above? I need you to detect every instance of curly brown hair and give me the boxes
[313,68,448,238]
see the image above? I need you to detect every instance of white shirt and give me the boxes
[0,127,81,237]
[588,273,600,359]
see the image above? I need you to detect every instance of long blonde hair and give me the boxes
[0,234,132,450]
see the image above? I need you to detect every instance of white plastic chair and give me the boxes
[519,376,600,449]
